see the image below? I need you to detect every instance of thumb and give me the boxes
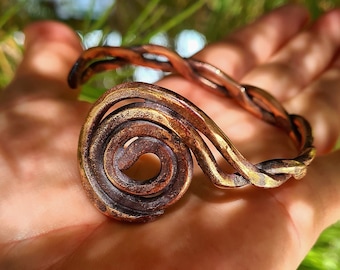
[9,21,83,99]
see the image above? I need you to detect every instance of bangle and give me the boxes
[68,44,315,222]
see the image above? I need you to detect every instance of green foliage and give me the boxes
[299,222,340,270]
[0,1,25,88]
[122,0,205,46]
[1,1,340,269]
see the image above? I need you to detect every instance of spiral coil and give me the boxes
[69,45,315,222]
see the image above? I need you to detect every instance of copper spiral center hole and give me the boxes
[122,153,161,182]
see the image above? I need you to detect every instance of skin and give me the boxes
[0,4,340,269]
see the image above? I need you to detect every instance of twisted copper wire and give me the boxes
[68,44,316,222]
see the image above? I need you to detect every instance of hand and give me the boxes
[1,4,340,269]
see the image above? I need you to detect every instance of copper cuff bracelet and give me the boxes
[68,44,316,222]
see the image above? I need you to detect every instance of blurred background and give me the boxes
[1,0,340,268]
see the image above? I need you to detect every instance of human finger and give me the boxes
[194,4,309,80]
[285,52,340,154]
[242,9,340,101]
[3,21,83,101]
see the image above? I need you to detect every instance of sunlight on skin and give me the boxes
[286,72,340,153]
[1,4,340,269]
[242,17,340,102]
[29,44,75,79]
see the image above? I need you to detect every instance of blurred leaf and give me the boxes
[0,1,24,29]
[78,84,106,103]
[122,0,161,45]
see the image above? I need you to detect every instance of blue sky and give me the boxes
[54,0,115,19]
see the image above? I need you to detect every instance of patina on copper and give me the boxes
[68,44,316,222]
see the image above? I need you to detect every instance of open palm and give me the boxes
[1,5,340,269]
